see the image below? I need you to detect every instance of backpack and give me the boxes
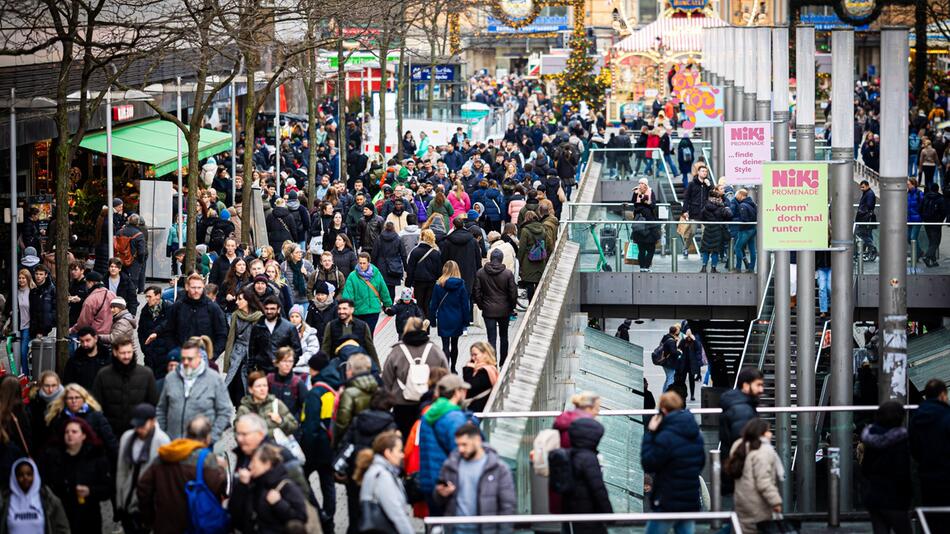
[113,232,142,267]
[532,429,561,476]
[680,144,693,162]
[651,338,671,366]
[527,237,548,262]
[547,448,575,494]
[909,133,921,152]
[274,479,323,532]
[396,343,432,402]
[185,449,230,534]
[921,195,943,221]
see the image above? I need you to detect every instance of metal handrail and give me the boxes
[424,512,743,532]
[473,404,919,419]
[915,507,950,534]
[562,219,755,226]
[733,262,775,391]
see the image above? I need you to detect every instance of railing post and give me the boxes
[710,449,722,529]
[911,239,918,271]
[857,238,865,275]
[727,237,735,271]
[827,447,841,527]
[671,234,678,273]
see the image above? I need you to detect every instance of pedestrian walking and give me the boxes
[340,252,392,333]
[430,261,472,370]
[0,458,70,534]
[861,401,913,534]
[726,419,783,534]
[91,337,159,435]
[473,249,518,364]
[353,431,414,534]
[114,404,169,534]
[236,370,299,439]
[155,337,233,441]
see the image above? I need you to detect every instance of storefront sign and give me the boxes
[410,65,455,82]
[670,0,708,10]
[724,121,772,184]
[681,84,723,128]
[113,104,134,121]
[323,52,400,69]
[762,162,829,250]
[486,15,568,33]
[799,13,869,31]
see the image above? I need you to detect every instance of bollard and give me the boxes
[911,239,918,270]
[828,447,841,527]
[710,449,722,529]
[728,238,736,271]
[671,235,678,273]
[857,239,864,275]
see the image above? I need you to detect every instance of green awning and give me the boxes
[79,119,232,177]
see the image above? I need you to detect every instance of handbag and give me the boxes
[357,472,398,534]
[308,236,324,256]
[624,241,639,265]
[757,514,800,534]
[271,400,306,463]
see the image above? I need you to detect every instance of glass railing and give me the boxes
[854,222,949,275]
[589,148,678,182]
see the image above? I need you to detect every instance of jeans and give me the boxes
[701,251,720,268]
[19,328,30,376]
[817,267,832,313]
[663,154,680,177]
[908,224,924,259]
[662,366,676,392]
[682,172,690,189]
[644,158,655,176]
[645,520,695,534]
[484,316,510,366]
[908,153,918,177]
[734,229,757,271]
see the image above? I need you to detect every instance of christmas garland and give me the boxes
[489,0,543,29]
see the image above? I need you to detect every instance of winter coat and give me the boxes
[157,295,228,356]
[922,190,947,222]
[418,398,476,494]
[448,192,471,222]
[560,418,613,534]
[678,337,703,376]
[115,426,169,517]
[718,389,759,495]
[386,300,424,338]
[434,446,516,533]
[40,443,111,533]
[322,317,378,364]
[677,137,695,171]
[296,322,321,362]
[136,439,227,534]
[488,240,516,273]
[305,300,337,342]
[406,243,443,286]
[91,360,159,435]
[333,373,378,443]
[229,462,308,534]
[265,205,298,250]
[70,286,115,337]
[860,424,912,511]
[374,230,408,286]
[357,214,384,255]
[236,394,299,438]
[249,317,302,374]
[426,199,454,223]
[684,177,710,220]
[332,247,358,278]
[106,309,137,348]
[47,409,118,460]
[381,331,449,405]
[909,399,950,494]
[731,438,783,534]
[506,195,526,224]
[300,365,344,469]
[700,198,732,253]
[106,273,138,316]
[338,410,397,473]
[309,264,347,294]
[208,252,239,287]
[28,280,56,337]
[138,301,173,375]
[0,482,71,534]
[517,221,550,283]
[641,409,705,512]
[553,409,593,448]
[430,278,471,338]
[472,187,506,222]
[286,199,310,242]
[156,363,233,441]
[360,455,414,534]
[907,187,925,223]
[473,260,518,319]
[63,342,111,392]
[340,266,393,316]
[280,259,315,303]
[439,229,482,291]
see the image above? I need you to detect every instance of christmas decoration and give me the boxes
[489,0,543,29]
[551,0,608,111]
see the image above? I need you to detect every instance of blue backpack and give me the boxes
[185,449,230,534]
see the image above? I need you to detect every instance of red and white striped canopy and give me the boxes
[614,16,726,54]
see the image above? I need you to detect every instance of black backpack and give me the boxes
[651,343,668,365]
[548,448,575,494]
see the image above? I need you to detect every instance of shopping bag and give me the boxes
[624,242,639,265]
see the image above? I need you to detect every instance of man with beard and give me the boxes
[434,422,515,524]
[156,338,233,440]
[321,299,377,364]
[92,337,159,434]
[64,326,112,391]
[249,295,301,374]
[145,274,227,361]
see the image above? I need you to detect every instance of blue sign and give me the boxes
[799,13,869,31]
[410,65,455,82]
[486,15,568,34]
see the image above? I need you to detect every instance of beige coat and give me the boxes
[730,438,784,534]
[488,240,516,273]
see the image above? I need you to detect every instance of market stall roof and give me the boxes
[79,119,232,177]
[614,15,725,53]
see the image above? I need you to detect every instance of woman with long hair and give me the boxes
[224,287,264,403]
[429,261,471,370]
[28,371,62,455]
[426,190,454,225]
[40,417,111,533]
[406,229,442,319]
[353,431,413,534]
[323,211,348,254]
[0,375,31,482]
[45,383,118,460]
[14,269,34,376]
[219,257,251,313]
[726,418,783,534]
[462,341,499,412]
[265,260,295,313]
[280,243,314,305]
[447,181,470,223]
[332,233,358,278]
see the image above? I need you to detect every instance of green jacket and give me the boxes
[333,373,379,443]
[340,266,393,316]
[517,221,551,283]
[427,199,454,221]
[235,394,299,438]
[0,486,71,534]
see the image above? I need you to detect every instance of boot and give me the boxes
[700,265,707,273]
[711,266,719,273]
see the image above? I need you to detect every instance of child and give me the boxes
[385,288,425,340]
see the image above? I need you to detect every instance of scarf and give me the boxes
[6,458,44,534]
[311,297,334,312]
[112,355,136,376]
[37,385,63,404]
[64,403,90,417]
[289,259,308,297]
[475,362,500,386]
[357,263,374,281]
[124,427,155,466]
[179,358,207,398]
[147,303,164,322]
[224,309,264,374]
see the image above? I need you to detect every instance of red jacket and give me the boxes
[69,286,115,335]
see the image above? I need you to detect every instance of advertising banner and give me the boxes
[762,162,829,250]
[680,84,723,129]
[410,65,455,82]
[724,121,773,185]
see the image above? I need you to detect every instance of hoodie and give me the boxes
[860,424,912,510]
[2,458,70,534]
[473,256,518,319]
[418,398,474,493]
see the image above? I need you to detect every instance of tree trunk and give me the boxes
[184,129,201,273]
[306,50,318,210]
[336,36,347,183]
[914,0,928,106]
[241,60,258,246]
[396,43,406,160]
[379,37,391,157]
[426,41,436,120]
[53,103,72,370]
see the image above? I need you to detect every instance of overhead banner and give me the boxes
[762,162,829,250]
[680,84,723,129]
[724,121,772,185]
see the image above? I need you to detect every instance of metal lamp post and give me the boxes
[733,27,746,123]
[743,28,756,120]
[723,28,736,125]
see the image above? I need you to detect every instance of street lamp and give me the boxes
[3,89,57,373]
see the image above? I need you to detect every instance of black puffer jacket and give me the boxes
[29,279,57,337]
[228,462,308,534]
[90,359,160,435]
[40,443,112,533]
[406,243,443,286]
[718,389,758,495]
[265,205,297,250]
[473,259,518,319]
[373,230,407,286]
[684,177,710,220]
[700,197,732,253]
[157,295,228,356]
[439,229,482,291]
[562,418,613,534]
[641,409,705,512]
[860,424,912,511]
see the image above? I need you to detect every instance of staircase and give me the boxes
[694,320,747,386]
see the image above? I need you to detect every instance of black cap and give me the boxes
[313,281,330,296]
[308,352,330,371]
[85,271,103,283]
[130,403,156,428]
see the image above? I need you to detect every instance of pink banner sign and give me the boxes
[724,121,772,185]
